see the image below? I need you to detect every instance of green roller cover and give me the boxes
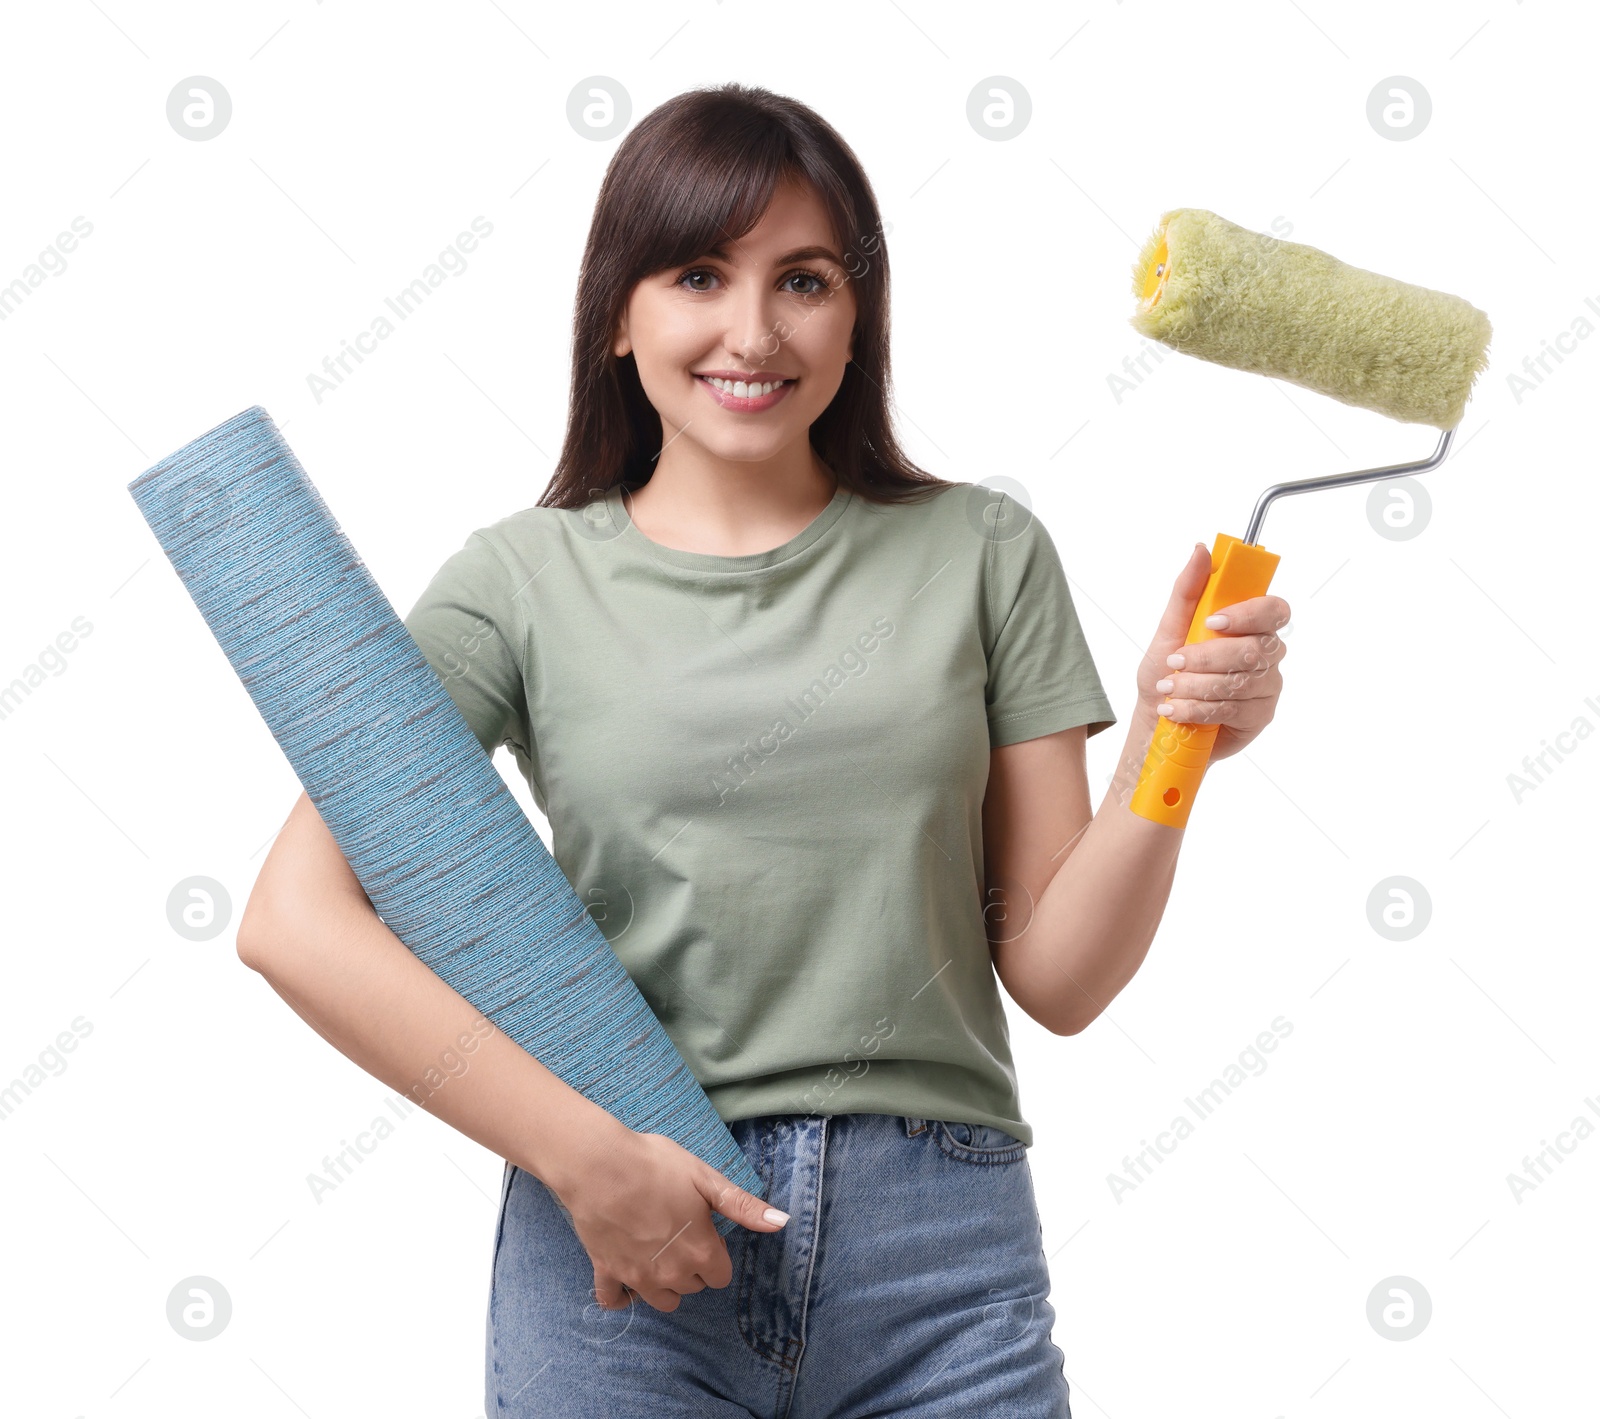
[1130,207,1493,428]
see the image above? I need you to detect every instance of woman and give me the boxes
[239,82,1288,1417]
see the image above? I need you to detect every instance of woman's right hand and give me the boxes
[550,1129,789,1313]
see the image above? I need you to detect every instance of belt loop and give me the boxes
[904,1116,928,1137]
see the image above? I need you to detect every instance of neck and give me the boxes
[622,440,838,557]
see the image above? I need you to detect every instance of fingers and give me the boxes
[1153,543,1217,647]
[1158,660,1282,697]
[1198,594,1291,637]
[1167,616,1290,679]
[597,1279,684,1314]
[1158,655,1281,704]
[593,1266,631,1311]
[635,1285,682,1312]
[594,1270,685,1314]
[591,1229,729,1316]
[580,1145,775,1316]
[1163,637,1285,683]
[693,1245,734,1292]
[1156,682,1280,727]
[697,1169,790,1234]
[1143,556,1291,738]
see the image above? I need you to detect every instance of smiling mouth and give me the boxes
[695,374,796,412]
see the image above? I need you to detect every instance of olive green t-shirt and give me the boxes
[401,479,1116,1147]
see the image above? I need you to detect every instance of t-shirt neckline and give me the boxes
[604,480,853,573]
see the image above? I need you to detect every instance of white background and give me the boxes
[1,1,1592,1415]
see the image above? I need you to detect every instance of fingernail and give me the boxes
[1157,702,1174,717]
[764,1207,790,1225]
[1194,541,1208,556]
[1204,613,1229,630]
[1166,653,1185,669]
[1155,678,1173,693]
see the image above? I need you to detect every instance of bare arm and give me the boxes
[982,548,1290,1036]
[236,789,632,1199]
[983,714,1182,1036]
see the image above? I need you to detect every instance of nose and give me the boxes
[721,274,783,371]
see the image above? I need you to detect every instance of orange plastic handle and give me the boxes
[1129,533,1281,829]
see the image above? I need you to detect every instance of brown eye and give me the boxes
[784,269,830,297]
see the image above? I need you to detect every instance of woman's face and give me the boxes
[613,179,858,468]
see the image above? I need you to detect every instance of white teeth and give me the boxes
[705,376,786,397]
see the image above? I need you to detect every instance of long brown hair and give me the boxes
[536,82,952,511]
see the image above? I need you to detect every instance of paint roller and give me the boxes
[126,407,766,1235]
[1125,207,1493,827]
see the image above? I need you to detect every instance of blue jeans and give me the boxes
[485,1112,1073,1416]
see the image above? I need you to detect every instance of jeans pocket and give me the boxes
[933,1119,1028,1165]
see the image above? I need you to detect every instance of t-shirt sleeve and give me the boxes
[401,530,530,761]
[982,494,1118,748]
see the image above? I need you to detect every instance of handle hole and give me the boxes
[1162,787,1182,807]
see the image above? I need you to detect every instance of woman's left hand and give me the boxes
[1143,543,1291,763]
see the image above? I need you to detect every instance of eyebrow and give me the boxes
[700,242,842,267]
